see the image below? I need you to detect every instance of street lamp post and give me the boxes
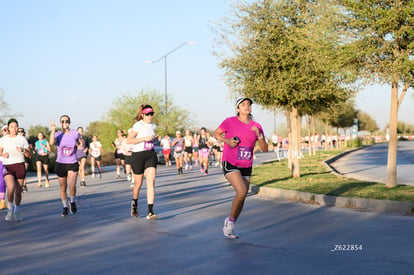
[145,41,197,113]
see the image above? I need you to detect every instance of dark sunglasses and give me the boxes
[144,112,154,116]
[18,130,25,133]
[61,120,70,124]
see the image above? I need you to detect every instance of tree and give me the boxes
[214,0,353,177]
[339,0,414,187]
[0,88,21,125]
[329,100,358,144]
[357,111,379,133]
[86,121,118,151]
[104,89,193,138]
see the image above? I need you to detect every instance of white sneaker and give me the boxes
[5,208,14,221]
[127,174,132,182]
[185,164,189,170]
[223,217,238,239]
[14,211,22,221]
[91,173,95,178]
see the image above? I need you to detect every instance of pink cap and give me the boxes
[142,108,154,114]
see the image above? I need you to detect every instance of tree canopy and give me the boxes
[214,0,355,177]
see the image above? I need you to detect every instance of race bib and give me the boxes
[237,146,253,161]
[144,141,154,151]
[200,148,209,153]
[175,145,183,152]
[62,147,75,157]
[37,148,45,155]
[91,149,100,157]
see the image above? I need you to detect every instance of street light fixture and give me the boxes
[144,41,197,113]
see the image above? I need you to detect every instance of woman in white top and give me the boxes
[160,134,171,167]
[89,135,103,178]
[122,129,135,187]
[127,104,158,220]
[0,118,31,221]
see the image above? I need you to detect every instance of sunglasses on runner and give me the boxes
[61,120,70,124]
[144,112,154,116]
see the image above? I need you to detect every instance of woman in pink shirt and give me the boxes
[214,97,268,239]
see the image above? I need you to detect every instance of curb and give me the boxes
[251,186,414,215]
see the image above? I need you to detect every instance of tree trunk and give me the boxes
[312,115,316,155]
[290,107,300,178]
[307,115,311,156]
[286,110,292,170]
[386,82,399,188]
[324,122,328,151]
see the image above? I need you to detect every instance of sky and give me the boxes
[1,0,413,138]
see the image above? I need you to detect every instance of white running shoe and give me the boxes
[5,209,14,221]
[127,174,132,182]
[91,173,95,178]
[146,212,157,220]
[14,211,22,221]
[223,217,238,239]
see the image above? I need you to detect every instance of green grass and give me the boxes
[251,148,414,202]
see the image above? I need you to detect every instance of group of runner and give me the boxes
[0,97,268,239]
[159,128,224,176]
[122,97,267,238]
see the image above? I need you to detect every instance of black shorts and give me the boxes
[91,155,102,161]
[222,161,252,178]
[124,154,132,165]
[36,154,50,165]
[55,162,79,178]
[131,150,157,175]
[4,162,26,180]
[114,150,125,160]
[184,146,192,154]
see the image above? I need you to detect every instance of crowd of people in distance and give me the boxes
[0,97,271,239]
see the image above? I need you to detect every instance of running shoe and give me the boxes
[91,173,95,178]
[127,174,132,182]
[131,201,138,218]
[14,211,22,221]
[80,181,86,187]
[98,173,102,178]
[5,209,14,221]
[45,181,50,188]
[223,217,238,239]
[62,207,69,217]
[37,182,42,188]
[23,184,28,192]
[146,212,157,220]
[70,202,77,214]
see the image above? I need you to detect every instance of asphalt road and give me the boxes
[330,141,414,185]
[0,152,413,274]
